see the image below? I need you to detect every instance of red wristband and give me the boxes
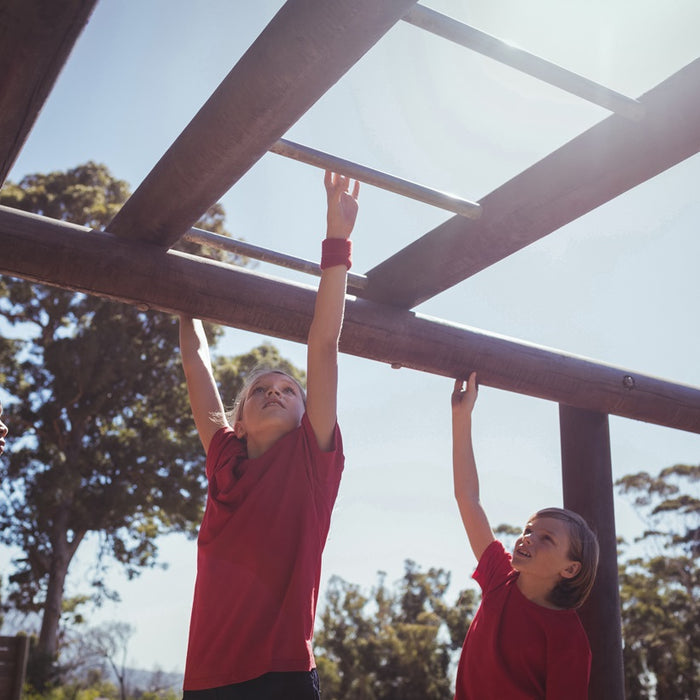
[320,238,352,270]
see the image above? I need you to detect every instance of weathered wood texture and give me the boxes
[106,0,419,247]
[0,635,30,700]
[2,205,699,434]
[365,59,700,308]
[560,406,625,700]
[0,0,97,184]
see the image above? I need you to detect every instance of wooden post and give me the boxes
[0,635,30,700]
[559,405,625,700]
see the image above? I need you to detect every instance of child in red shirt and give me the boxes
[179,172,359,699]
[451,374,600,700]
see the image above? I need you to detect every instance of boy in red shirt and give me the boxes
[451,374,600,699]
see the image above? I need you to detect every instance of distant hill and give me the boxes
[109,666,183,694]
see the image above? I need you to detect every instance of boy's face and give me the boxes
[0,404,7,456]
[511,516,581,581]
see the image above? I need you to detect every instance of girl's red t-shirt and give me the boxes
[455,540,591,700]
[183,413,344,691]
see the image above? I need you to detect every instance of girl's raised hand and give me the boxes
[324,170,360,240]
[452,372,478,414]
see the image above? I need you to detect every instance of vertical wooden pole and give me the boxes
[559,405,625,700]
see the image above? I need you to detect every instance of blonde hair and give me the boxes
[225,366,306,424]
[535,507,599,609]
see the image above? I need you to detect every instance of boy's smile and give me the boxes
[512,517,578,577]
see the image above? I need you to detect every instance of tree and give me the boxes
[84,621,134,700]
[0,162,302,689]
[314,560,478,699]
[616,464,699,699]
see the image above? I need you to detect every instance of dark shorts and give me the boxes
[183,669,321,700]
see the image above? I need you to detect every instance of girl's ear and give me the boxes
[233,420,246,440]
[561,561,582,579]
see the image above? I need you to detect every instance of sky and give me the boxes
[2,0,699,676]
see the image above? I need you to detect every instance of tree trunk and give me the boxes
[37,552,68,660]
[36,507,84,661]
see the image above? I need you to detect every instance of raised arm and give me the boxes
[179,316,227,453]
[451,373,495,561]
[306,171,359,451]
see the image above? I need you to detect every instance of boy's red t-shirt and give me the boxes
[183,413,344,691]
[455,540,591,700]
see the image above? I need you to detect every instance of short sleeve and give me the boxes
[205,426,244,482]
[473,540,515,594]
[300,413,344,483]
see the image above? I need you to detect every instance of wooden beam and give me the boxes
[560,406,625,700]
[2,205,700,434]
[365,59,700,308]
[0,0,98,184]
[107,0,419,248]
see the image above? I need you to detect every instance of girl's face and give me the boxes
[511,516,582,582]
[234,372,305,441]
[0,404,8,456]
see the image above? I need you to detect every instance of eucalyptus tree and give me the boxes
[616,464,699,699]
[315,560,478,699]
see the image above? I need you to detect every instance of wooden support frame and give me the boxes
[106,0,419,247]
[560,406,625,700]
[2,205,699,436]
[0,635,30,700]
[1,3,698,695]
[365,59,700,308]
[0,0,98,184]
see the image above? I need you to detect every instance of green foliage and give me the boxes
[616,464,699,699]
[0,162,130,227]
[314,560,478,699]
[23,680,120,700]
[174,201,250,267]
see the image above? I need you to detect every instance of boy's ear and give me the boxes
[561,561,582,579]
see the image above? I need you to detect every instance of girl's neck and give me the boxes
[244,426,291,459]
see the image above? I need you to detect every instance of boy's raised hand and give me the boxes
[324,170,360,239]
[452,372,478,416]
